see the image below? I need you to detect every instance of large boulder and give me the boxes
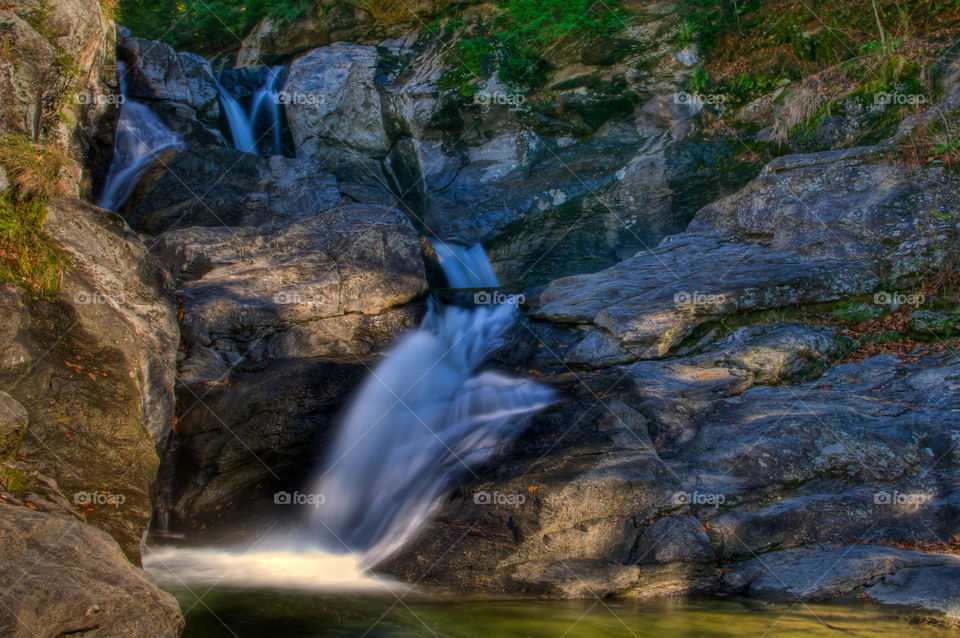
[0,503,183,637]
[0,197,178,560]
[0,0,116,197]
[284,43,396,204]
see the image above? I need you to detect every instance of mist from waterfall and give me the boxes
[309,242,554,567]
[216,67,284,156]
[96,62,183,212]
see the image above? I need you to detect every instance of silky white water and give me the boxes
[308,242,553,566]
[216,76,258,154]
[145,242,553,586]
[217,67,284,156]
[97,62,183,211]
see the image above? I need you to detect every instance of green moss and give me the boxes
[0,135,69,296]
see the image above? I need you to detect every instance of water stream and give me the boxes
[96,62,183,211]
[216,67,284,156]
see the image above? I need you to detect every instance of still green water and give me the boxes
[169,589,954,638]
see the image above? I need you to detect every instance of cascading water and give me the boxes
[216,77,258,154]
[96,62,183,212]
[216,67,284,156]
[250,66,284,156]
[309,242,555,566]
[144,242,553,586]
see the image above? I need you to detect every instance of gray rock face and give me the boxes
[721,543,960,624]
[122,147,342,234]
[0,504,183,638]
[532,146,960,359]
[867,563,960,625]
[119,36,220,124]
[160,203,426,372]
[285,43,392,199]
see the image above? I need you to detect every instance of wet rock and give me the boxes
[720,543,960,614]
[867,562,960,625]
[0,504,183,637]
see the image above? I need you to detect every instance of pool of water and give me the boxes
[168,589,953,638]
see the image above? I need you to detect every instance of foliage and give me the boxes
[117,0,314,53]
[0,136,69,295]
[438,0,628,97]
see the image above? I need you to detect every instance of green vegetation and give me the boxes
[433,0,629,100]
[117,0,314,53]
[0,135,69,296]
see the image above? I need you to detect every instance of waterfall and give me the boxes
[96,62,183,212]
[250,66,284,156]
[143,243,554,587]
[309,242,555,566]
[216,77,258,154]
[216,67,284,156]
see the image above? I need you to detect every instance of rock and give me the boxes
[118,36,220,124]
[510,560,641,599]
[910,308,960,337]
[156,358,366,538]
[0,0,116,196]
[867,563,960,625]
[633,515,714,565]
[379,397,683,596]
[235,0,435,66]
[121,147,342,234]
[116,36,227,148]
[0,504,183,637]
[720,543,960,614]
[158,203,426,370]
[0,198,177,559]
[532,146,960,359]
[285,43,391,158]
[0,392,27,460]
